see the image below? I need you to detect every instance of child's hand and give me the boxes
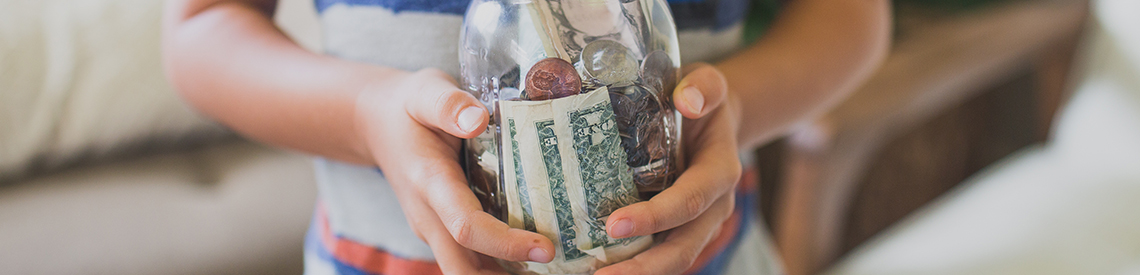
[356,65,738,275]
[354,68,556,274]
[598,63,743,275]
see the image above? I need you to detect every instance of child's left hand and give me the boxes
[598,63,743,275]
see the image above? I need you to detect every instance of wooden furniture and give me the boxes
[763,1,1089,274]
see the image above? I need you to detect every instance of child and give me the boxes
[161,0,890,274]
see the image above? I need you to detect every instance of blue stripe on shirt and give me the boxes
[314,0,751,31]
[315,0,469,14]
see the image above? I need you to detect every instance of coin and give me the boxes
[581,40,639,87]
[609,85,665,168]
[609,89,640,164]
[609,91,638,128]
[609,85,662,133]
[524,58,581,100]
[640,50,676,96]
[627,84,663,114]
[637,121,667,161]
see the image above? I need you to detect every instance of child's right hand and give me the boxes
[353,68,556,274]
[163,1,550,270]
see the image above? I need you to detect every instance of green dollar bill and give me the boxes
[536,119,588,261]
[508,119,537,232]
[569,101,641,249]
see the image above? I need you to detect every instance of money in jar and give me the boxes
[581,39,640,87]
[459,0,682,273]
[525,58,582,100]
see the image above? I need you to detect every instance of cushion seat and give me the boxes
[0,141,316,275]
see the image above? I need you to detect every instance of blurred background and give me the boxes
[1,0,1137,274]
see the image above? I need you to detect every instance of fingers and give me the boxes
[421,164,555,263]
[605,143,740,238]
[383,68,552,267]
[596,194,735,275]
[403,68,489,139]
[605,108,740,238]
[383,128,515,275]
[427,235,504,275]
[673,63,728,119]
[391,123,555,263]
[411,199,509,275]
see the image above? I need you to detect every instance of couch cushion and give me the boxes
[0,0,236,181]
[0,141,316,275]
[0,0,323,182]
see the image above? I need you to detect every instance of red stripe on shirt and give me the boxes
[315,166,758,275]
[316,204,444,275]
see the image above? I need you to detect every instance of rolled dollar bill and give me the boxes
[501,87,652,274]
[460,0,682,273]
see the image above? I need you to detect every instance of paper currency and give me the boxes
[526,0,647,61]
[459,0,682,273]
[500,87,651,274]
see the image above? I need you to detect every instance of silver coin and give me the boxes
[581,40,639,87]
[639,50,676,96]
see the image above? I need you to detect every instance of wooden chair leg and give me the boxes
[1033,26,1085,140]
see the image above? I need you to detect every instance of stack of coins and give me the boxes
[522,38,678,189]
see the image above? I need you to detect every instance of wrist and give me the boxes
[723,88,745,147]
[349,65,412,166]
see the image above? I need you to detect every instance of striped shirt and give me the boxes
[304,0,781,274]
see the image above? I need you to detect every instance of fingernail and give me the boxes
[457,106,483,133]
[529,247,552,263]
[609,219,634,238]
[682,86,704,114]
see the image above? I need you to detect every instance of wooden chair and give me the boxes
[760,1,1090,274]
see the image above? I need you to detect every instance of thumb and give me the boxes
[672,63,728,119]
[404,69,489,139]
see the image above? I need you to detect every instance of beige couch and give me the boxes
[0,0,323,273]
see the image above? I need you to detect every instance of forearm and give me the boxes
[162,0,402,165]
[718,0,891,149]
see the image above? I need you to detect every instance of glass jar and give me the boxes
[459,0,682,273]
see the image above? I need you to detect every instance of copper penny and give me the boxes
[524,58,581,100]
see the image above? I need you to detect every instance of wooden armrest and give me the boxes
[772,1,1088,275]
